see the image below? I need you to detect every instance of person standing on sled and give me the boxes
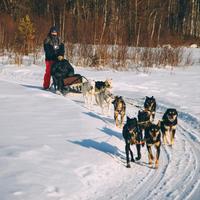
[43,26,65,90]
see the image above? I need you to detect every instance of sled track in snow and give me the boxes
[140,122,200,200]
[124,97,200,200]
[1,64,200,200]
[68,93,200,200]
[175,124,200,200]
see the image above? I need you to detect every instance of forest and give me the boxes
[0,0,199,66]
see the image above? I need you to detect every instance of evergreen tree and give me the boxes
[15,15,35,54]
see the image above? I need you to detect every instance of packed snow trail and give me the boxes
[68,93,200,200]
[0,64,200,200]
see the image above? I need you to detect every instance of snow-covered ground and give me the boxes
[0,51,200,200]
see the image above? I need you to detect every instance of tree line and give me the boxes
[0,0,199,54]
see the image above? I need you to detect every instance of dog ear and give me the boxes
[127,116,130,121]
[173,109,178,116]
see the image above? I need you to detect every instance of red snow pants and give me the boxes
[43,60,55,89]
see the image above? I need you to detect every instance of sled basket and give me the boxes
[63,74,83,86]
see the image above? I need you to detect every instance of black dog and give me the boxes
[51,59,74,93]
[138,109,151,137]
[144,122,161,168]
[122,117,143,168]
[144,96,156,121]
[112,96,126,128]
[161,108,178,146]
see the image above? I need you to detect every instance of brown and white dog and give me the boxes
[144,122,161,168]
[161,108,178,146]
[112,96,126,128]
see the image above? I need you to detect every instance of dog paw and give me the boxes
[171,140,174,145]
[149,160,152,166]
[119,124,123,128]
[155,164,159,169]
[131,158,135,162]
[149,164,153,168]
[126,163,131,168]
[135,156,141,161]
[155,160,159,169]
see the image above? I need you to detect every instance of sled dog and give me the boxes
[161,108,178,146]
[144,122,161,168]
[112,96,126,128]
[82,78,113,111]
[95,89,114,115]
[95,79,112,93]
[137,109,151,137]
[144,96,156,122]
[81,79,96,108]
[122,117,143,168]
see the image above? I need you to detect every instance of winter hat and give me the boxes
[50,26,58,34]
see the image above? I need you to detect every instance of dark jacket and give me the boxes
[44,34,64,61]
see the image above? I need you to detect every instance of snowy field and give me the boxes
[0,50,200,200]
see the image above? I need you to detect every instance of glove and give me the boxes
[57,55,64,61]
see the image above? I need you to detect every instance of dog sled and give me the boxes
[51,58,88,94]
[62,74,88,93]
